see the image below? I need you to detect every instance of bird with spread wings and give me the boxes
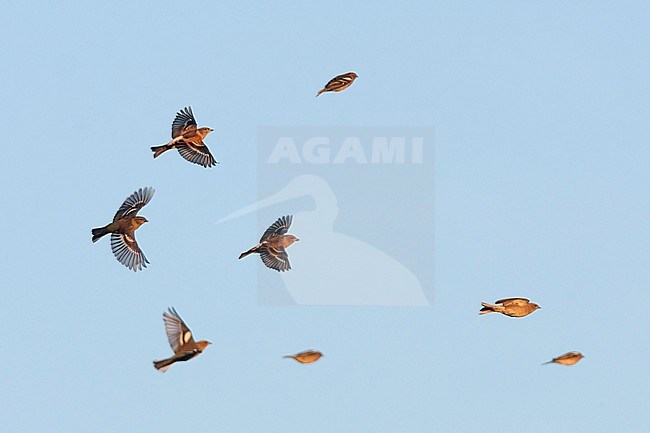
[239,215,299,272]
[153,307,211,372]
[91,187,154,272]
[151,106,218,168]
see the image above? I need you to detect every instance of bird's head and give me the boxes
[198,127,214,137]
[197,340,212,351]
[350,72,358,79]
[531,303,541,310]
[133,216,148,227]
[287,235,300,243]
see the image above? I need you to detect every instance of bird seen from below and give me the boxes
[153,307,212,372]
[543,351,584,366]
[316,72,358,97]
[239,215,299,272]
[151,106,218,168]
[91,187,154,272]
[284,350,324,364]
[479,297,541,318]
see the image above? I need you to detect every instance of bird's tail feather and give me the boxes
[153,357,175,372]
[239,246,259,259]
[91,225,110,243]
[479,302,495,315]
[541,360,554,365]
[316,89,326,97]
[151,144,170,159]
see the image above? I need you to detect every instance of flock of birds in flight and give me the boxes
[90,71,583,372]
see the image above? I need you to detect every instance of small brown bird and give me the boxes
[151,106,218,168]
[543,351,584,366]
[91,187,154,271]
[239,215,299,272]
[284,350,324,364]
[479,297,541,318]
[153,307,212,372]
[316,72,358,97]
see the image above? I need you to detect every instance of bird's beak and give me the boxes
[296,238,300,242]
[207,341,212,345]
[143,218,149,223]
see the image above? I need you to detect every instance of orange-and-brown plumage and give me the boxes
[239,215,300,272]
[543,351,584,366]
[91,187,154,271]
[151,106,218,168]
[479,297,541,318]
[284,350,324,364]
[238,215,299,272]
[316,72,358,96]
[153,307,212,373]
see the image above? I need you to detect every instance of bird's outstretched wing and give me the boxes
[495,298,529,306]
[171,107,197,138]
[176,141,218,168]
[260,215,293,242]
[113,187,155,221]
[163,307,196,353]
[110,232,149,271]
[260,246,291,272]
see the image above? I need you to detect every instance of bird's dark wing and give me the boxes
[495,298,529,306]
[173,349,202,363]
[260,215,293,242]
[113,187,155,221]
[176,141,218,168]
[325,73,355,91]
[171,107,197,138]
[110,232,149,271]
[260,246,291,272]
[163,307,196,353]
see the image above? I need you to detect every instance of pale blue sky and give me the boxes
[1,1,649,432]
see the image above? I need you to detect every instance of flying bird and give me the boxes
[91,187,154,271]
[543,351,584,366]
[284,350,324,364]
[479,298,540,318]
[316,72,358,97]
[151,106,218,168]
[153,307,212,372]
[239,215,299,272]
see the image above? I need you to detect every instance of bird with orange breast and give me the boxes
[284,350,324,364]
[91,187,154,272]
[479,297,541,318]
[543,351,584,366]
[316,72,358,97]
[153,307,211,372]
[239,215,299,272]
[151,106,218,168]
